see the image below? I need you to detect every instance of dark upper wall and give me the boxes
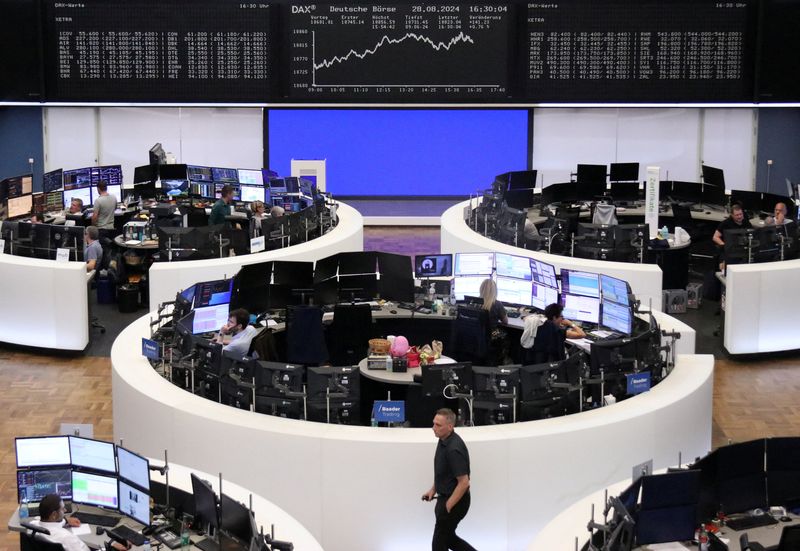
[755,108,800,195]
[0,107,44,191]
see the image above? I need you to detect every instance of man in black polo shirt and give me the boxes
[422,408,477,551]
[712,200,752,270]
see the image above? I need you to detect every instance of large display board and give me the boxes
[42,0,273,102]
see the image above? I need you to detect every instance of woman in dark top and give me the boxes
[480,279,509,364]
[531,303,586,363]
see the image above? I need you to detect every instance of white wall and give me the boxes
[43,106,756,190]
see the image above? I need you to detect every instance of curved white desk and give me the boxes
[441,200,665,311]
[0,254,89,350]
[723,259,800,354]
[148,201,364,310]
[113,314,711,551]
[358,355,455,385]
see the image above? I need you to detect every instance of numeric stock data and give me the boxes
[43,0,272,102]
[525,0,756,102]
[289,3,511,100]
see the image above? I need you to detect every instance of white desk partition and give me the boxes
[113,314,712,551]
[148,201,363,310]
[724,259,800,354]
[0,253,89,350]
[440,200,665,311]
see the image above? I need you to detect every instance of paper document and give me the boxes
[69,524,92,536]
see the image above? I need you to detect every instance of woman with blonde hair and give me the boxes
[251,200,266,235]
[479,278,510,364]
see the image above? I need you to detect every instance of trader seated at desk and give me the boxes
[251,200,267,234]
[270,205,285,218]
[32,494,129,551]
[212,308,258,356]
[766,201,795,235]
[69,198,84,215]
[712,201,752,271]
[84,226,103,273]
[528,303,586,363]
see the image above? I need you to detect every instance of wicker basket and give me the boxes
[368,338,391,355]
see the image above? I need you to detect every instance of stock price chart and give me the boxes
[43,0,272,102]
[289,3,511,100]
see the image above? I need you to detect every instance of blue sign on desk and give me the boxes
[372,401,406,423]
[627,372,651,395]
[142,338,160,360]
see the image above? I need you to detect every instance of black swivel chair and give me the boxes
[742,524,800,551]
[19,522,66,551]
[452,305,491,365]
[327,303,373,366]
[285,305,328,365]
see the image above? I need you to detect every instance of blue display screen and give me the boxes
[267,109,529,196]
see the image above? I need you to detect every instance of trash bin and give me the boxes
[118,284,139,313]
[96,277,115,304]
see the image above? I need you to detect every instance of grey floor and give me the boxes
[343,198,462,217]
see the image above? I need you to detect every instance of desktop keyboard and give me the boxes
[70,512,120,527]
[195,538,220,551]
[725,514,779,531]
[153,528,182,549]
[396,302,416,310]
[111,525,146,546]
[507,311,521,319]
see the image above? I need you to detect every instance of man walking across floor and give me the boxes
[422,408,477,551]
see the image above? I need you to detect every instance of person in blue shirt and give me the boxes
[84,226,103,272]
[212,308,257,356]
[209,185,234,226]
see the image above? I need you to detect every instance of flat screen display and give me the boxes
[119,479,150,526]
[63,186,91,210]
[16,436,71,468]
[240,184,265,203]
[91,184,122,203]
[531,281,560,311]
[600,274,630,306]
[188,165,213,182]
[414,254,452,278]
[159,180,188,197]
[7,195,33,218]
[63,168,92,190]
[530,259,558,288]
[117,447,150,491]
[561,269,600,298]
[17,468,73,503]
[609,163,640,182]
[71,471,119,510]
[602,300,633,336]
[496,276,533,307]
[560,292,600,324]
[454,252,494,276]
[453,276,484,301]
[212,167,239,183]
[69,436,116,474]
[495,253,532,280]
[192,304,230,335]
[237,169,263,186]
[43,169,64,193]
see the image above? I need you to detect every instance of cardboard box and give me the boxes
[686,282,703,309]
[663,289,688,314]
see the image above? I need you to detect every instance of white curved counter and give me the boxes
[148,201,364,310]
[148,461,323,551]
[724,259,800,354]
[0,253,89,350]
[113,314,712,551]
[440,200,665,311]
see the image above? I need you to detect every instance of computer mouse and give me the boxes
[390,310,397,314]
[781,516,792,522]
[96,526,104,535]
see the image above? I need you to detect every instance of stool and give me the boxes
[118,284,139,313]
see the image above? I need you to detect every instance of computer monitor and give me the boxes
[421,362,473,397]
[17,468,73,503]
[609,163,639,182]
[237,169,263,186]
[63,186,91,210]
[299,177,314,196]
[723,228,758,264]
[69,436,116,474]
[44,191,64,213]
[454,252,494,276]
[63,168,92,190]
[702,183,726,206]
[221,494,254,543]
[507,170,538,190]
[529,258,557,288]
[519,362,560,402]
[133,165,158,185]
[254,362,305,398]
[43,169,63,193]
[191,473,219,532]
[268,178,287,194]
[192,304,230,335]
[307,366,360,402]
[453,275,485,301]
[337,251,377,275]
[284,177,300,193]
[496,276,533,307]
[601,300,633,336]
[600,274,630,306]
[495,252,532,280]
[589,338,637,376]
[702,165,725,188]
[472,365,520,397]
[117,446,150,492]
[72,470,119,510]
[637,470,701,545]
[158,180,188,197]
[577,223,616,249]
[240,184,265,203]
[254,396,303,419]
[576,164,607,184]
[609,182,641,202]
[91,165,123,187]
[531,281,560,311]
[187,165,213,182]
[16,436,71,468]
[414,254,453,278]
[669,181,703,204]
[214,182,241,201]
[149,143,166,165]
[560,269,600,298]
[560,292,600,324]
[7,195,32,218]
[212,167,239,183]
[195,279,234,308]
[119,479,150,526]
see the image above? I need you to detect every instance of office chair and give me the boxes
[285,305,328,365]
[592,203,618,226]
[19,522,65,551]
[452,305,492,365]
[743,524,800,551]
[327,303,373,366]
[186,206,209,227]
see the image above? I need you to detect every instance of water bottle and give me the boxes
[142,538,152,551]
[697,526,709,551]
[660,225,669,240]
[19,498,29,520]
[180,514,191,551]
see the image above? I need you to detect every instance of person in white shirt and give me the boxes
[33,494,129,551]
[212,308,257,356]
